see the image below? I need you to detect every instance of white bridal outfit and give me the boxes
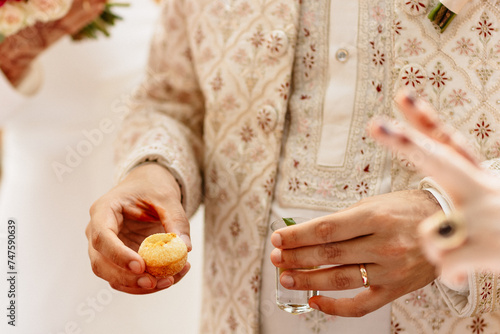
[0,1,203,333]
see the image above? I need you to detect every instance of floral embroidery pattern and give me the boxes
[277,0,392,210]
[476,13,495,39]
[240,124,255,143]
[249,268,260,294]
[210,71,224,91]
[403,38,424,56]
[393,19,403,35]
[372,48,386,65]
[401,66,426,87]
[391,315,404,333]
[452,37,474,55]
[297,311,337,333]
[473,115,493,140]
[429,68,449,88]
[405,289,428,307]
[448,89,469,106]
[405,0,426,12]
[226,310,238,331]
[468,316,487,334]
[355,181,369,195]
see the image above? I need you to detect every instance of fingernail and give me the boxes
[404,90,417,105]
[128,261,141,274]
[378,123,392,136]
[281,274,294,288]
[179,234,192,251]
[270,249,283,265]
[157,277,174,289]
[271,233,282,247]
[137,276,153,289]
[309,302,319,310]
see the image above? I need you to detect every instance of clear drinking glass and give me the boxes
[270,217,318,314]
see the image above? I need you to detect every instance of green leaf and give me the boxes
[282,218,297,226]
[71,2,129,41]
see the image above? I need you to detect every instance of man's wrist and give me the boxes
[131,160,184,205]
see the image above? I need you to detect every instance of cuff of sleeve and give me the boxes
[419,176,476,316]
[0,61,43,123]
[16,60,43,96]
[434,271,476,317]
[419,176,456,214]
[114,135,202,218]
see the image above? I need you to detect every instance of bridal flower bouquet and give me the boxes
[0,0,126,42]
[0,0,72,39]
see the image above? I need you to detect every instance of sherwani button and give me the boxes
[257,105,279,132]
[266,30,289,57]
[335,48,349,62]
[401,0,429,16]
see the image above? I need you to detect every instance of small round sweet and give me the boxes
[138,233,188,278]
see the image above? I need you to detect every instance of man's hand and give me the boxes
[86,163,192,294]
[0,0,106,86]
[270,190,440,317]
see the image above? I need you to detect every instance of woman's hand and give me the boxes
[369,90,500,285]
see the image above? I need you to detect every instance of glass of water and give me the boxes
[270,217,318,314]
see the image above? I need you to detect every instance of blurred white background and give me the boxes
[0,0,204,333]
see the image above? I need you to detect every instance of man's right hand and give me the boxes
[86,163,192,294]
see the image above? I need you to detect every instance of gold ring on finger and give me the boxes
[359,263,370,288]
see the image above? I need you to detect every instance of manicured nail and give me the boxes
[137,276,153,289]
[271,233,282,247]
[378,123,392,136]
[404,90,417,105]
[157,277,174,289]
[281,274,294,288]
[128,261,141,274]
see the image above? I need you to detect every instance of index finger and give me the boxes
[395,90,479,166]
[155,199,192,251]
[87,203,145,274]
[271,212,374,249]
[368,119,482,204]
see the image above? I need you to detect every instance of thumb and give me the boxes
[156,199,192,251]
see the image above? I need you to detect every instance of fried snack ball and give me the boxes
[138,233,188,277]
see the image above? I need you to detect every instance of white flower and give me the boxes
[30,0,72,23]
[0,0,73,39]
[0,3,26,37]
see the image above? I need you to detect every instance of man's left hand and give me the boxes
[270,190,440,317]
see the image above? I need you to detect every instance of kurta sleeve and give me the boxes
[418,158,500,317]
[114,0,204,218]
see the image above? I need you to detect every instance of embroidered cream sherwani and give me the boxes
[115,0,500,332]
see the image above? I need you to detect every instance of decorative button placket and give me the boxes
[256,105,279,132]
[266,30,289,57]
